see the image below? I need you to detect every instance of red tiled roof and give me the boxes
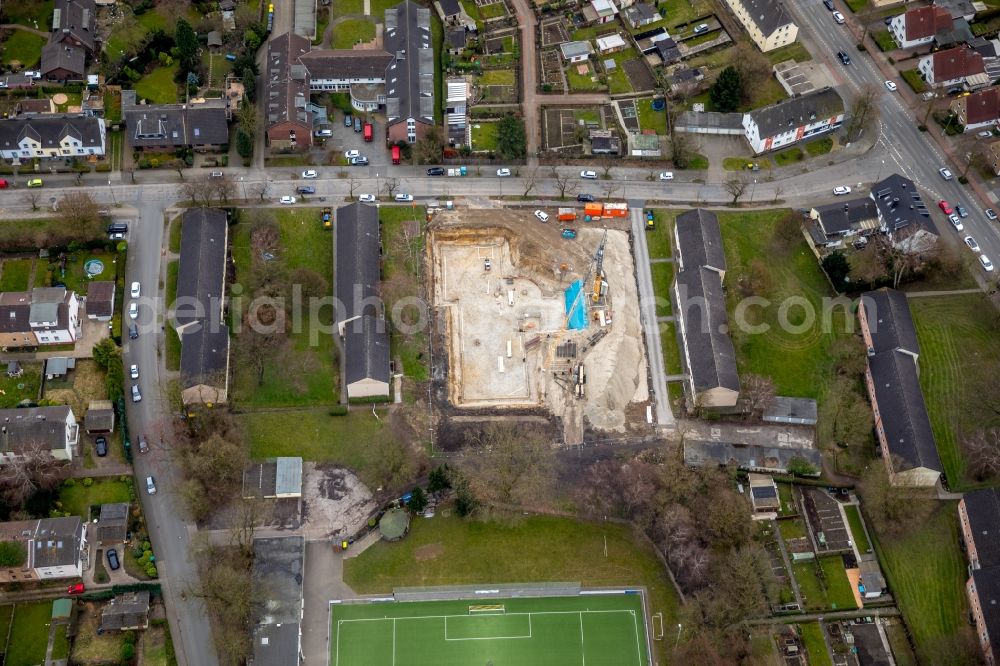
[959,87,1000,125]
[932,46,985,81]
[904,6,952,41]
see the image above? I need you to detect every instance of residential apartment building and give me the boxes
[384,1,436,144]
[0,516,87,582]
[0,405,79,464]
[265,32,313,150]
[917,45,988,89]
[743,87,843,154]
[0,116,105,161]
[950,86,1000,132]
[869,173,938,253]
[0,287,81,347]
[889,6,953,49]
[959,489,1000,665]
[672,209,740,409]
[122,91,229,152]
[723,0,798,53]
[858,288,942,487]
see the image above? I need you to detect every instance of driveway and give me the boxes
[302,541,356,666]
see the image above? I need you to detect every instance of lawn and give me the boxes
[380,206,429,381]
[52,624,70,660]
[777,517,807,540]
[72,603,127,664]
[778,482,795,515]
[242,408,391,488]
[773,147,804,166]
[719,209,852,399]
[0,363,41,408]
[765,41,813,65]
[54,92,82,113]
[723,156,771,171]
[332,18,376,49]
[873,504,968,663]
[332,0,364,17]
[166,324,181,371]
[792,556,857,611]
[819,555,858,609]
[660,0,712,30]
[0,258,34,291]
[43,359,107,417]
[636,97,668,135]
[901,69,926,94]
[805,137,833,158]
[644,212,673,258]
[143,623,177,666]
[0,30,44,68]
[2,0,53,30]
[607,65,633,95]
[650,262,674,317]
[202,52,232,88]
[471,121,500,152]
[909,294,1000,489]
[660,321,682,375]
[873,30,897,52]
[169,215,183,253]
[844,505,872,554]
[685,153,709,170]
[479,1,507,18]
[231,208,338,407]
[845,0,868,10]
[58,478,132,520]
[479,69,515,86]
[798,623,833,666]
[0,605,12,650]
[5,602,52,666]
[135,64,180,104]
[566,64,604,92]
[344,512,682,663]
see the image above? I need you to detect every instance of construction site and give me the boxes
[427,207,651,446]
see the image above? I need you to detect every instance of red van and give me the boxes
[0,179,9,189]
[391,145,401,165]
[363,123,373,142]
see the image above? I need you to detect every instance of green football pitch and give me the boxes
[330,593,651,666]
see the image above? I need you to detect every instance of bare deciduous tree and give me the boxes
[552,170,579,199]
[669,130,693,169]
[23,190,41,211]
[964,428,1000,481]
[845,85,879,142]
[212,178,236,205]
[347,176,359,198]
[228,497,271,559]
[0,440,70,509]
[598,155,615,178]
[182,180,217,206]
[724,174,748,206]
[521,167,539,197]
[732,42,771,104]
[60,191,101,236]
[462,423,555,507]
[382,177,401,198]
[601,181,622,200]
[248,181,270,202]
[741,373,776,420]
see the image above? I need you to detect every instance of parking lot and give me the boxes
[317,108,391,170]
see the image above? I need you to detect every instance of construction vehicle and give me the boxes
[645,211,654,230]
[592,230,607,304]
[561,228,577,239]
[321,207,332,230]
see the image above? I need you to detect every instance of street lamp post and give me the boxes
[108,180,117,206]
[750,178,757,204]
[674,623,682,647]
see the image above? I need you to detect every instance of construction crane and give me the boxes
[591,230,607,304]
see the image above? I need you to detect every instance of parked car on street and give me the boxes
[138,434,149,454]
[577,193,595,202]
[427,167,446,176]
[296,186,315,194]
[67,583,85,595]
[301,170,318,179]
[496,168,511,177]
[939,167,953,180]
[344,150,360,159]
[349,156,369,165]
[146,476,157,494]
[884,80,897,92]
[948,214,964,231]
[131,385,142,403]
[833,186,851,195]
[956,205,968,218]
[987,208,998,221]
[580,170,597,179]
[128,302,138,319]
[965,236,981,252]
[130,364,139,380]
[358,193,376,203]
[395,193,414,202]
[131,281,141,298]
[981,255,995,272]
[938,199,953,214]
[832,10,845,23]
[658,171,674,181]
[279,196,297,205]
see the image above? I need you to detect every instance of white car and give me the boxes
[496,168,511,177]
[580,170,598,179]
[130,281,141,298]
[279,196,297,205]
[939,167,954,180]
[978,130,994,138]
[128,302,138,319]
[981,254,995,272]
[145,476,157,495]
[948,214,964,231]
[833,186,851,196]
[130,364,139,380]
[301,170,318,179]
[964,236,981,252]
[832,10,845,23]
[534,210,550,222]
[884,80,897,92]
[358,194,376,203]
[658,171,674,181]
[395,193,414,202]
[345,149,360,159]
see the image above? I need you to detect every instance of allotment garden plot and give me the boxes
[330,594,651,666]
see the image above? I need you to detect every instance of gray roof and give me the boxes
[84,400,114,432]
[655,38,681,62]
[970,567,1000,648]
[675,109,744,131]
[0,405,73,454]
[868,350,941,475]
[180,326,230,391]
[253,622,301,666]
[624,2,659,24]
[86,281,115,317]
[860,288,919,356]
[675,266,740,395]
[298,49,393,79]
[124,103,229,149]
[384,0,436,128]
[40,42,86,78]
[276,457,303,496]
[683,440,822,474]
[964,488,1000,569]
[99,502,129,527]
[870,173,934,235]
[245,457,304,498]
[176,208,228,330]
[675,209,726,272]
[45,356,75,376]
[32,516,83,569]
[934,17,974,46]
[51,0,96,52]
[0,115,104,155]
[266,32,313,131]
[344,314,391,386]
[560,40,595,59]
[763,396,818,425]
[934,0,975,19]
[335,203,381,321]
[446,27,469,50]
[736,0,795,36]
[859,559,886,592]
[439,0,461,16]
[813,198,879,236]
[253,536,304,625]
[748,87,843,139]
[100,591,150,631]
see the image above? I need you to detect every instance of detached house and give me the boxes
[723,0,798,53]
[889,6,953,49]
[959,489,1000,665]
[672,209,740,409]
[807,198,880,249]
[582,0,619,24]
[859,288,942,487]
[624,3,660,29]
[0,405,79,464]
[743,87,843,154]
[51,0,96,53]
[0,116,105,161]
[0,287,81,347]
[950,86,1000,132]
[917,46,988,89]
[560,41,595,63]
[40,43,86,82]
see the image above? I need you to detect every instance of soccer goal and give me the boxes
[468,604,506,615]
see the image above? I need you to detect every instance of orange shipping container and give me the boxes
[558,208,577,221]
[604,202,628,217]
[584,203,604,216]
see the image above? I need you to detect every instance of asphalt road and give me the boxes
[121,196,219,666]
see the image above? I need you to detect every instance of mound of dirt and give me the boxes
[301,464,377,540]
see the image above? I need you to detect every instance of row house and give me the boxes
[950,86,1000,132]
[0,517,87,583]
[0,287,81,347]
[0,116,105,161]
[958,489,1000,665]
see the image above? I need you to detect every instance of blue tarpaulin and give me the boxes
[564,280,588,330]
